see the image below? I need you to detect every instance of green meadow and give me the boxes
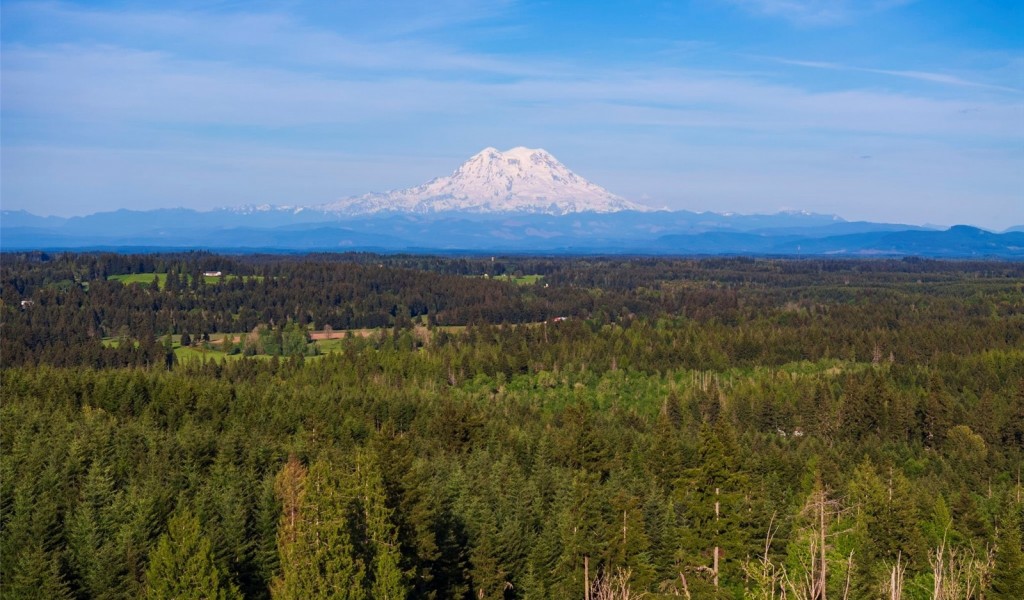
[107,273,264,289]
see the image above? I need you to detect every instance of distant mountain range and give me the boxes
[2,147,1022,257]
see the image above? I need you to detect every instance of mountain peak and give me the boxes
[321,147,650,216]
[468,146,549,160]
[503,146,549,158]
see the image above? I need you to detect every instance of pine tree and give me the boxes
[356,452,408,600]
[272,457,366,600]
[145,509,241,600]
[847,457,925,596]
[195,456,256,595]
[674,422,752,595]
[254,472,283,588]
[991,504,1024,599]
[66,462,134,598]
[6,544,74,600]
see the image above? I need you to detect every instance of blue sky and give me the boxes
[2,0,1022,228]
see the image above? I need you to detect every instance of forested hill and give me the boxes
[2,252,1023,599]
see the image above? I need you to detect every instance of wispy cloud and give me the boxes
[766,56,1024,93]
[1,1,540,76]
[725,0,916,26]
[2,1,1021,227]
[6,2,1016,136]
[5,42,1020,140]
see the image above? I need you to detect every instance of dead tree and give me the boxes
[785,482,848,600]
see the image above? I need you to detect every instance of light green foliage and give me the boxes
[108,273,167,288]
[107,272,263,289]
[944,424,988,468]
[356,452,408,600]
[282,322,310,357]
[258,325,282,357]
[272,457,366,600]
[145,510,241,600]
[847,458,926,597]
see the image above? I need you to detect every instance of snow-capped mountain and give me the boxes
[320,147,650,215]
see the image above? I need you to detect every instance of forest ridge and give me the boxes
[1,252,1023,599]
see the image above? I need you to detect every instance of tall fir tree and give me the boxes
[66,462,141,598]
[272,456,366,600]
[6,544,74,600]
[847,458,925,596]
[355,450,408,600]
[145,509,241,600]
[674,421,752,596]
[990,503,1024,599]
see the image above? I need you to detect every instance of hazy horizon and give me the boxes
[2,1,1021,230]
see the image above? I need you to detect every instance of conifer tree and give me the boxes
[145,509,241,600]
[847,458,925,595]
[991,504,1024,599]
[356,452,408,600]
[272,457,366,600]
[66,463,134,598]
[253,472,282,587]
[7,544,73,600]
[675,422,751,595]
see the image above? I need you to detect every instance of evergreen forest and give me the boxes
[2,251,1023,599]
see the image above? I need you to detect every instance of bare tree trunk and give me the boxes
[819,491,828,600]
[715,487,721,590]
[887,552,904,600]
[679,572,692,600]
[842,551,853,600]
[932,532,946,600]
[584,555,590,600]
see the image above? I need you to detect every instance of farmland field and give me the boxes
[107,272,264,289]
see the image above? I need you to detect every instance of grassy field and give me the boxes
[108,273,166,287]
[108,273,264,289]
[313,337,347,354]
[472,274,544,285]
[505,274,543,285]
[103,325,482,363]
[175,345,233,362]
